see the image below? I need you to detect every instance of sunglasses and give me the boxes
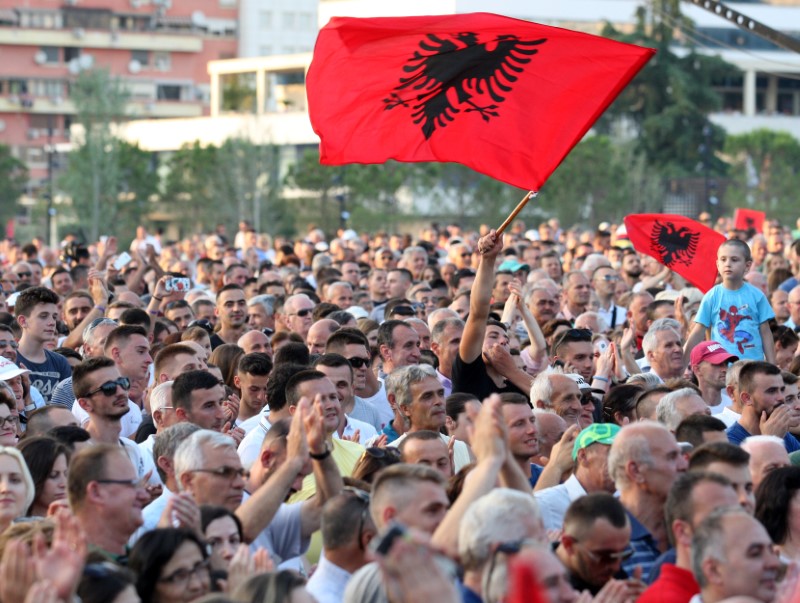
[187,319,214,334]
[347,356,372,369]
[85,377,131,397]
[391,305,416,316]
[289,308,313,318]
[15,272,32,278]
[0,340,19,350]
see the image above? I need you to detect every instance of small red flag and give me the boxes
[624,214,727,293]
[507,555,548,603]
[307,13,654,191]
[734,208,766,233]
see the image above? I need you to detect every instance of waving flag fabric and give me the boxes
[624,214,727,293]
[307,13,655,190]
[734,208,766,233]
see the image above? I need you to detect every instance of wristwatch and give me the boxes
[309,442,332,460]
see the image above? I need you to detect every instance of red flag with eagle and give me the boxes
[306,13,655,191]
[624,214,727,293]
[734,208,766,233]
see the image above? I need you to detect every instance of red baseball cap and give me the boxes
[690,341,738,367]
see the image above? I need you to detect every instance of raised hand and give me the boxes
[32,509,87,601]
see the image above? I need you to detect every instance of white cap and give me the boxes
[0,356,29,381]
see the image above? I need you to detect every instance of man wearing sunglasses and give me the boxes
[277,293,316,341]
[555,493,643,598]
[73,356,148,481]
[11,261,34,288]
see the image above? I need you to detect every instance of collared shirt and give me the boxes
[534,474,587,531]
[727,422,800,452]
[597,302,627,330]
[436,370,453,398]
[622,510,662,580]
[457,582,483,603]
[337,415,378,445]
[306,555,353,603]
[381,422,401,445]
[392,432,472,473]
[238,413,272,470]
[639,563,699,603]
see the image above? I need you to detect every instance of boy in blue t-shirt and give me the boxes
[684,239,775,363]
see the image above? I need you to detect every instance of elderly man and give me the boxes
[639,472,740,601]
[535,424,620,531]
[307,319,340,355]
[237,329,272,358]
[387,365,470,471]
[68,444,149,561]
[608,421,687,578]
[656,387,711,432]
[246,294,276,332]
[278,293,316,340]
[690,507,780,603]
[526,285,560,327]
[690,341,738,412]
[727,361,800,451]
[530,368,592,428]
[786,284,800,329]
[741,435,791,491]
[555,494,642,597]
[643,320,685,381]
[430,317,464,397]
[325,281,354,309]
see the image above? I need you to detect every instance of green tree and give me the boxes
[723,129,800,223]
[0,144,29,229]
[59,68,130,241]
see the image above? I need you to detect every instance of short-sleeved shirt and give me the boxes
[622,510,662,580]
[694,283,774,361]
[727,422,800,452]
[16,349,71,404]
[451,353,526,401]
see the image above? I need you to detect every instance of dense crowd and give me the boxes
[0,213,800,603]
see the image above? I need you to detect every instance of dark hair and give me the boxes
[172,370,223,412]
[498,392,531,408]
[755,466,800,545]
[119,308,151,331]
[154,344,199,378]
[312,353,353,376]
[377,319,412,349]
[200,505,243,540]
[216,284,244,298]
[326,328,369,354]
[772,324,800,350]
[47,425,91,451]
[24,405,74,438]
[689,441,750,471]
[273,342,310,367]
[53,347,82,362]
[665,471,733,546]
[129,528,209,603]
[103,325,148,355]
[563,493,628,539]
[78,562,136,603]
[398,430,444,456]
[675,415,727,448]
[265,364,307,412]
[72,356,116,398]
[719,238,752,262]
[351,447,402,485]
[231,570,306,603]
[208,344,245,389]
[18,436,70,515]
[238,352,273,377]
[285,370,327,408]
[14,286,60,317]
[603,384,643,425]
[445,393,479,421]
[739,361,782,395]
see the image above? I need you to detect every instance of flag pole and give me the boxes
[496,191,537,235]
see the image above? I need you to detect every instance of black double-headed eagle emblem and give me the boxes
[651,221,700,267]
[383,32,547,139]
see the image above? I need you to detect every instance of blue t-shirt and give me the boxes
[695,282,774,361]
[16,349,72,404]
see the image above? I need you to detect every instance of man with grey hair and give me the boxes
[458,489,545,602]
[138,422,201,535]
[641,319,685,381]
[573,311,608,334]
[325,281,354,309]
[691,507,779,603]
[608,421,687,578]
[278,293,315,339]
[530,367,588,427]
[400,246,427,281]
[136,380,178,487]
[175,429,246,512]
[656,387,710,432]
[246,294,276,332]
[526,283,560,327]
[386,365,471,471]
[718,360,750,427]
[430,316,464,397]
[427,307,459,331]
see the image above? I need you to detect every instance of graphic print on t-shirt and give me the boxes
[717,304,754,354]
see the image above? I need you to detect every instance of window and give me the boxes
[131,50,150,66]
[298,12,312,29]
[259,11,271,28]
[40,47,60,64]
[282,12,295,29]
[156,84,181,100]
[64,47,81,62]
[153,52,170,71]
[259,45,272,56]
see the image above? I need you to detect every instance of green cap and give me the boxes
[572,423,621,460]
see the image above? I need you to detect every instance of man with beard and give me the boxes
[210,285,248,349]
[621,249,643,289]
[628,291,655,356]
[690,341,738,413]
[73,356,146,478]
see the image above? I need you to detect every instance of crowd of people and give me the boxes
[0,213,799,603]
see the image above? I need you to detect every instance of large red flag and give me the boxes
[734,208,766,233]
[307,13,654,191]
[624,214,727,293]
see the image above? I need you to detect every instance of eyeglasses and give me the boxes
[580,393,595,406]
[95,476,147,489]
[460,252,472,257]
[289,308,313,318]
[485,539,538,593]
[159,558,210,586]
[347,356,372,369]
[0,416,17,429]
[600,274,620,282]
[344,486,371,551]
[573,541,635,564]
[192,466,249,481]
[0,340,19,350]
[15,272,32,278]
[85,377,130,397]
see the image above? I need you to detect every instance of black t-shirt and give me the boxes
[210,333,225,351]
[451,352,526,401]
